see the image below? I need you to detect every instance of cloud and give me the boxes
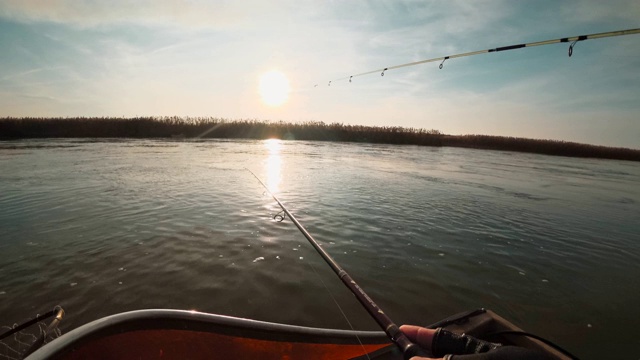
[561,0,640,23]
[0,0,280,29]
[19,93,58,101]
[0,68,44,82]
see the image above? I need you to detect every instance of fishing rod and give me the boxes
[248,169,426,360]
[320,27,640,86]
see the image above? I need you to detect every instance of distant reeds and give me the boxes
[0,117,638,161]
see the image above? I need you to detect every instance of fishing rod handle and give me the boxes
[400,338,429,360]
[388,325,428,359]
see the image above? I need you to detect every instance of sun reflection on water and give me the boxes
[264,139,282,193]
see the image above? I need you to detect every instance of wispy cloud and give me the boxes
[560,0,640,23]
[0,68,44,81]
[0,0,278,29]
[19,93,58,101]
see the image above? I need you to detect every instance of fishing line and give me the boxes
[247,168,427,360]
[254,172,369,355]
[0,306,64,359]
[0,307,63,342]
[303,258,372,360]
[319,28,640,85]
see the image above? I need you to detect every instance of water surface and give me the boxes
[1,139,639,359]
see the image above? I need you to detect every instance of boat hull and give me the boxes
[27,309,395,360]
[27,308,569,359]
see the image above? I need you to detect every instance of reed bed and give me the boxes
[1,117,638,161]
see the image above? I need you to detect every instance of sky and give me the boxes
[0,0,639,148]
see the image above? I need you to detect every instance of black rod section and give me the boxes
[0,307,63,342]
[249,170,426,359]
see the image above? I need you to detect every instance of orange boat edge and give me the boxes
[26,309,571,360]
[26,309,396,360]
[60,329,391,360]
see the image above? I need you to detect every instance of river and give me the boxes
[1,139,639,359]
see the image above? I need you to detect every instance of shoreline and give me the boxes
[1,117,639,162]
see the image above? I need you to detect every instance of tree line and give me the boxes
[1,117,638,161]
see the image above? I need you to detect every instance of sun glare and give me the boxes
[259,71,290,107]
[264,139,282,193]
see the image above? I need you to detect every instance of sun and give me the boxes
[259,70,290,107]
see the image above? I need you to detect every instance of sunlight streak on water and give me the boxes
[263,139,282,193]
